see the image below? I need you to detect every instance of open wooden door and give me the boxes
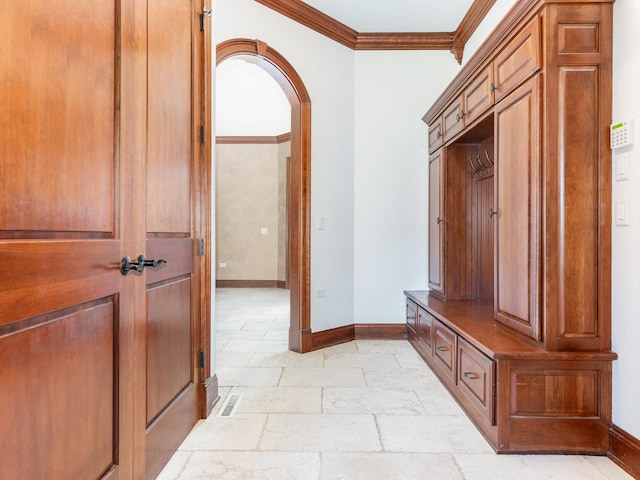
[0,1,209,479]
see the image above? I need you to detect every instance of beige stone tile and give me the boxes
[583,456,636,479]
[179,414,267,451]
[355,339,415,354]
[242,320,289,331]
[394,351,430,368]
[232,386,322,414]
[182,451,319,479]
[324,352,401,369]
[377,415,494,454]
[216,366,282,387]
[363,367,440,389]
[248,350,324,368]
[316,341,359,355]
[454,453,633,480]
[263,330,289,341]
[260,413,382,452]
[221,339,288,352]
[214,351,254,368]
[156,451,191,480]
[279,367,366,387]
[414,386,466,416]
[323,387,425,415]
[321,452,464,480]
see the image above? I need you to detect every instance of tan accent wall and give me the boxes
[216,140,290,282]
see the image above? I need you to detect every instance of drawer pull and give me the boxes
[436,131,442,139]
[436,346,448,352]
[463,372,479,380]
[490,82,497,93]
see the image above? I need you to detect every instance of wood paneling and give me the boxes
[0,301,117,480]
[146,278,192,423]
[0,1,116,235]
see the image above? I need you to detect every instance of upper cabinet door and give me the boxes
[493,17,541,103]
[494,75,542,341]
[443,95,465,142]
[428,149,445,295]
[463,64,495,127]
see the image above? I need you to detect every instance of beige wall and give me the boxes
[216,141,289,281]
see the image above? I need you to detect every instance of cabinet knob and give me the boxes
[456,112,466,122]
[436,217,442,225]
[490,83,497,93]
[436,131,442,139]
[489,208,497,219]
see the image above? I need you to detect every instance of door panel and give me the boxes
[144,0,199,478]
[1,301,117,479]
[428,150,444,294]
[495,75,541,341]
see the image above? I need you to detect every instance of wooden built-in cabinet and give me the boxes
[407,0,615,454]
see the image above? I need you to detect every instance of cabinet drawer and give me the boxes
[443,95,465,142]
[417,308,434,355]
[406,300,418,335]
[493,16,541,102]
[428,117,444,153]
[433,320,457,382]
[457,338,496,424]
[464,63,494,126]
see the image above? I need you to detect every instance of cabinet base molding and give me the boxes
[311,323,407,351]
[609,425,640,479]
[199,374,219,418]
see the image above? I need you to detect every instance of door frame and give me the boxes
[216,38,312,353]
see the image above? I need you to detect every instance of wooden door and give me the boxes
[494,75,542,341]
[428,149,444,295]
[0,1,142,478]
[0,1,205,479]
[144,1,201,478]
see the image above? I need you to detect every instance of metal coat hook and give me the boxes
[485,151,494,165]
[476,153,490,169]
[469,156,482,175]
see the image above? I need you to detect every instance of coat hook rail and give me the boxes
[485,150,494,165]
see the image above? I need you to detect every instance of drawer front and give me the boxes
[406,300,418,335]
[464,63,494,126]
[493,16,541,102]
[443,95,465,142]
[433,320,457,382]
[417,308,434,355]
[428,117,443,154]
[457,337,496,424]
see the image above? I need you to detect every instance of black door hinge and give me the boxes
[199,124,205,144]
[199,349,206,369]
[200,8,212,32]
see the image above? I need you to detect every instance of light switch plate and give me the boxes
[616,199,629,226]
[616,152,630,181]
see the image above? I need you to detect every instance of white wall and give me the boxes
[611,0,640,440]
[353,51,459,323]
[216,58,290,136]
[214,0,356,331]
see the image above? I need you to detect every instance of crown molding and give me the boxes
[255,0,357,48]
[255,0,496,61]
[452,0,498,63]
[355,32,454,51]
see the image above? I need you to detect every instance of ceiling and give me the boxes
[302,0,474,33]
[255,0,497,63]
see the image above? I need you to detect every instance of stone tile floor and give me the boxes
[157,288,632,480]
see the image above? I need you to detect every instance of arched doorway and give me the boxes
[216,39,311,353]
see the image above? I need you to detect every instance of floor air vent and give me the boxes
[218,393,242,417]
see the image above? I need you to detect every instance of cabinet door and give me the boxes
[443,95,465,142]
[494,75,542,341]
[428,116,444,154]
[464,64,495,126]
[428,149,445,295]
